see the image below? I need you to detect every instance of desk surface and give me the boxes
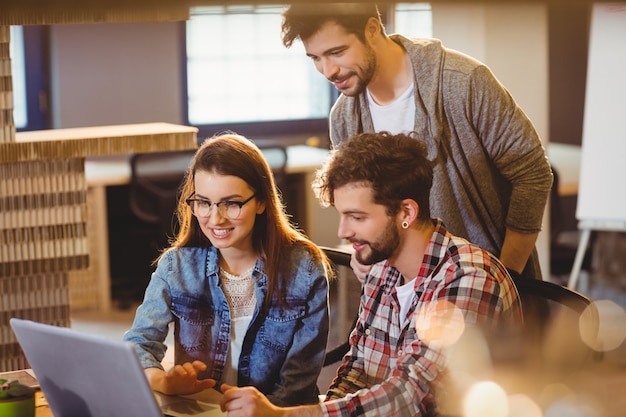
[34,389,228,417]
[35,391,52,417]
[84,145,330,187]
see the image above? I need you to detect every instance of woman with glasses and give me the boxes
[123,132,331,406]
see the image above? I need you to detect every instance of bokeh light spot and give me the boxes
[415,300,466,347]
[507,394,543,417]
[463,381,508,417]
[580,299,626,352]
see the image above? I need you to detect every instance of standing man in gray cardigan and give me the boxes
[281,3,553,281]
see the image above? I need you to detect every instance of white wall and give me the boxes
[432,3,551,277]
[49,21,184,128]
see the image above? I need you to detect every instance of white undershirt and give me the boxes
[367,82,416,134]
[396,277,417,324]
[220,267,256,385]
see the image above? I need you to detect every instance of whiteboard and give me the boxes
[576,3,626,230]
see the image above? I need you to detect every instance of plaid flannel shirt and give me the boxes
[321,219,521,417]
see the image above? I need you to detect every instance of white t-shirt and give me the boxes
[396,277,417,324]
[367,82,415,134]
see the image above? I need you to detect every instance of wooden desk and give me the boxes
[34,388,228,417]
[35,391,52,417]
[82,145,338,312]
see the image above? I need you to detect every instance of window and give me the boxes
[184,4,432,140]
[10,26,27,129]
[393,3,433,38]
[186,5,331,138]
[8,26,49,132]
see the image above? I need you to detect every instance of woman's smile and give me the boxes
[209,226,233,239]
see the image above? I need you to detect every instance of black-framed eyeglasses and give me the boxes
[185,194,256,219]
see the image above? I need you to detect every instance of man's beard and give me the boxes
[334,42,377,97]
[354,217,399,265]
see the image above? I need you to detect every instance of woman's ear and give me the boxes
[256,200,266,215]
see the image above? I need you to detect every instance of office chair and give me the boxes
[103,150,196,307]
[320,246,359,367]
[512,276,593,326]
[509,275,600,371]
[128,149,197,247]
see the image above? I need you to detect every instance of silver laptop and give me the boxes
[10,318,226,417]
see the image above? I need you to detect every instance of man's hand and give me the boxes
[220,384,282,417]
[146,360,216,395]
[220,384,323,417]
[350,252,371,285]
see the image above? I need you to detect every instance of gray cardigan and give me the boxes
[329,35,553,279]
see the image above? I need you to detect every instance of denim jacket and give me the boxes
[123,244,330,406]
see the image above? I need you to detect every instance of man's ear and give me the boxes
[400,198,419,226]
[365,17,381,40]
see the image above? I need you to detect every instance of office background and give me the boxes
[9,2,595,302]
[27,2,587,148]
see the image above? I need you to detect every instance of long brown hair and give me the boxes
[169,132,330,306]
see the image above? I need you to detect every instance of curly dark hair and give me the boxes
[313,131,434,221]
[281,3,383,48]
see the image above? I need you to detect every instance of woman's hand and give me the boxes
[146,360,216,395]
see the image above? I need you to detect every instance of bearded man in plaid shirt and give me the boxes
[220,131,522,417]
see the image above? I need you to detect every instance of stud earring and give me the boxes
[402,221,409,229]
